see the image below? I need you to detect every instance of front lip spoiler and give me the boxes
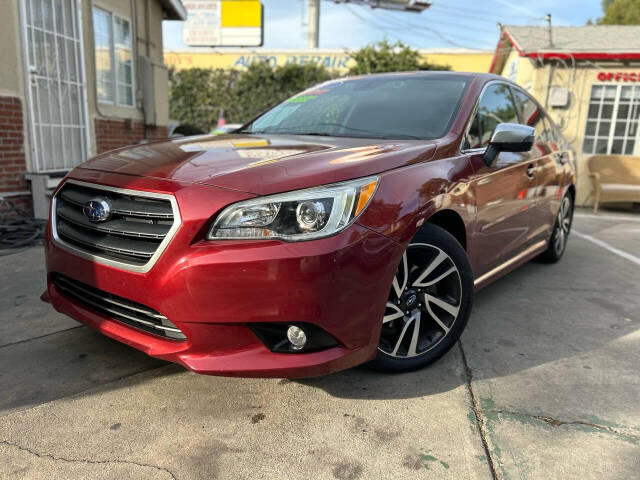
[40,290,51,303]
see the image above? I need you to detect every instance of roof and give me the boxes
[159,0,187,20]
[506,25,640,53]
[489,25,640,73]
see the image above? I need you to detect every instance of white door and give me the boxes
[20,0,90,172]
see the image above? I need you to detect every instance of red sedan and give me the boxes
[44,72,576,377]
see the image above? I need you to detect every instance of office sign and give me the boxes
[183,1,263,47]
[597,71,640,82]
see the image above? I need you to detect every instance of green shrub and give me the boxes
[348,40,449,75]
[169,63,331,132]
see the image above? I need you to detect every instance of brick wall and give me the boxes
[95,118,169,154]
[0,96,30,214]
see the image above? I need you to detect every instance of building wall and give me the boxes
[543,65,639,206]
[0,0,173,216]
[95,118,167,153]
[84,0,169,154]
[0,96,28,211]
[0,1,30,211]
[164,49,494,73]
[496,54,639,206]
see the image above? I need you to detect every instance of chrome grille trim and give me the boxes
[51,179,181,273]
[53,274,186,340]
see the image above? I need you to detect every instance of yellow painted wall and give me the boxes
[495,52,640,206]
[164,49,493,73]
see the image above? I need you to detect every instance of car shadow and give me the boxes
[3,229,638,412]
[296,237,640,399]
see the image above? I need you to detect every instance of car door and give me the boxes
[464,82,540,278]
[511,88,564,242]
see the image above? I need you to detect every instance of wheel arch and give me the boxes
[423,209,467,251]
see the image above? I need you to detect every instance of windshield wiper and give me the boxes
[240,126,422,140]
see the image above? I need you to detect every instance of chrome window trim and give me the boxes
[51,179,182,274]
[459,79,519,155]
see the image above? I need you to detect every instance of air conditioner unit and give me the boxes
[139,56,169,127]
[549,86,570,108]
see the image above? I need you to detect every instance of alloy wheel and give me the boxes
[554,196,572,255]
[379,243,462,358]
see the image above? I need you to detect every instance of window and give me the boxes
[512,87,552,156]
[247,76,469,140]
[512,88,539,128]
[92,7,134,106]
[583,84,640,155]
[466,83,518,149]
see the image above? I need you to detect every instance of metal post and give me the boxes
[307,0,320,48]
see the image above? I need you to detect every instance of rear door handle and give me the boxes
[526,164,537,178]
[556,152,569,164]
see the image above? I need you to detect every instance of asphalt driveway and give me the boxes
[1,208,638,480]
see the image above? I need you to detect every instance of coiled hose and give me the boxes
[0,197,45,256]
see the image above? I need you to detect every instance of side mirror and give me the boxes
[483,123,535,166]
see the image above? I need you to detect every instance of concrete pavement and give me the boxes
[0,208,638,479]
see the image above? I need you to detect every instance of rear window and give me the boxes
[245,76,469,140]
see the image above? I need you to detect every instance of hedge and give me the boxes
[169,63,332,132]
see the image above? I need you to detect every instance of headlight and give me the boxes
[208,177,378,241]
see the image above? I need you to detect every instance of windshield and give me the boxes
[242,75,469,140]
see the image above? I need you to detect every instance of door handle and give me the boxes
[526,164,537,178]
[556,152,569,164]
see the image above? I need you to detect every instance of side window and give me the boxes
[512,89,539,127]
[512,88,551,157]
[466,84,518,149]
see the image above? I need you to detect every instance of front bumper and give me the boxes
[45,170,403,377]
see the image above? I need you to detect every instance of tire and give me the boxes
[537,194,573,263]
[368,223,474,373]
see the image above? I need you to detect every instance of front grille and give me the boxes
[52,274,186,340]
[53,181,178,270]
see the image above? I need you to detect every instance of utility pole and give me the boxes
[546,13,553,47]
[307,0,320,48]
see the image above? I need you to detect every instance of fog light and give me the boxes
[286,325,307,350]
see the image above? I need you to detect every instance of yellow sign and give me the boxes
[221,0,262,27]
[183,1,263,47]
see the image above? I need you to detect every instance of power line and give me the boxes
[381,10,497,47]
[429,3,537,20]
[335,2,500,50]
[383,11,500,35]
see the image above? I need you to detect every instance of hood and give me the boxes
[79,134,438,195]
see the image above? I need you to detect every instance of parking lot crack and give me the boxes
[484,410,640,444]
[0,439,179,479]
[457,341,500,480]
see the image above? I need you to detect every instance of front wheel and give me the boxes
[369,223,474,373]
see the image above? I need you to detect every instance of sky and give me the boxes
[163,0,605,51]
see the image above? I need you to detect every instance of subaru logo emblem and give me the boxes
[406,294,418,308]
[83,198,112,222]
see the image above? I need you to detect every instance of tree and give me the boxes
[348,40,449,75]
[599,0,640,24]
[231,62,331,122]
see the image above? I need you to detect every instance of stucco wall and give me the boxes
[80,0,169,158]
[0,1,30,202]
[496,53,640,206]
[0,1,23,98]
